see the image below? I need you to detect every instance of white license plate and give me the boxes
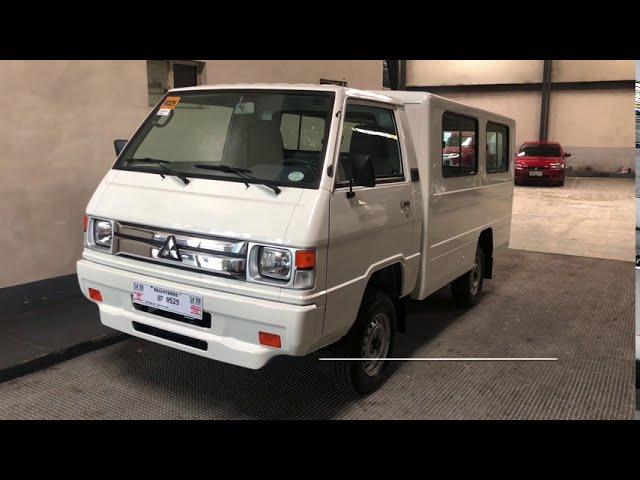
[529,170,543,177]
[132,282,203,320]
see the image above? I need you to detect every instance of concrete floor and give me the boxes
[510,177,635,262]
[0,249,634,420]
[0,176,635,419]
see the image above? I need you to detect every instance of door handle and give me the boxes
[400,200,411,209]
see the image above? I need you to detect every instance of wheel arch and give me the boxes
[363,262,407,334]
[478,228,493,279]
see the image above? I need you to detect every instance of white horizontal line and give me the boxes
[319,358,558,361]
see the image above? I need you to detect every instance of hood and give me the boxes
[87,170,305,245]
[515,155,562,167]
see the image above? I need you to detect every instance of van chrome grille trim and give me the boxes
[113,221,248,278]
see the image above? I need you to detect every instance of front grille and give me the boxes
[132,322,208,351]
[112,222,247,278]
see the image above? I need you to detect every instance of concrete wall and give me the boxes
[0,60,382,289]
[548,88,635,174]
[552,60,634,82]
[407,60,542,86]
[405,60,635,175]
[0,61,149,289]
[203,60,382,90]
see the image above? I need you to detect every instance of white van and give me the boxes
[77,84,515,393]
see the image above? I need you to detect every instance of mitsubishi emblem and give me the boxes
[158,235,182,261]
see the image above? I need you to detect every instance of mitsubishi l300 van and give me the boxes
[77,84,515,394]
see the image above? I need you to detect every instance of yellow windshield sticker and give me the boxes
[157,96,181,116]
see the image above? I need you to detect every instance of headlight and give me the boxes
[249,246,316,289]
[549,163,563,169]
[258,247,292,280]
[93,219,113,247]
[515,163,524,169]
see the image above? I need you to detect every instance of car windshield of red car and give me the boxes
[518,145,561,157]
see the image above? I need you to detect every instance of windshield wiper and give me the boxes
[193,164,281,195]
[128,158,191,186]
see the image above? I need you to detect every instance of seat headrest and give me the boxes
[349,125,400,177]
[221,116,284,169]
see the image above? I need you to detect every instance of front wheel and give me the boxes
[332,290,397,395]
[451,246,485,307]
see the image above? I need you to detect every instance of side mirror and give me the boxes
[343,154,375,198]
[114,139,128,157]
[563,152,572,158]
[351,154,376,187]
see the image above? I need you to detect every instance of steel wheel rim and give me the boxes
[361,312,391,377]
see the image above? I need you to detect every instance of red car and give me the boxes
[514,141,570,186]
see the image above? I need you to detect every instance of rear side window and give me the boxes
[442,112,478,177]
[486,122,509,173]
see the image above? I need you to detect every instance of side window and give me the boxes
[442,112,478,177]
[337,103,403,183]
[486,121,509,173]
[280,113,325,152]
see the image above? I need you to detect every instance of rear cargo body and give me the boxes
[378,91,515,300]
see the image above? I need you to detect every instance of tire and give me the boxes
[451,246,485,307]
[332,290,397,395]
[559,179,565,187]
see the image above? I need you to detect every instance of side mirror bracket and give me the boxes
[347,179,356,199]
[114,139,128,157]
[345,154,376,199]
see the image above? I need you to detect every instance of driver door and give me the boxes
[324,100,415,337]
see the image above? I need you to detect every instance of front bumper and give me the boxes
[76,259,325,369]
[515,168,565,183]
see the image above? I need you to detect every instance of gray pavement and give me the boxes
[0,249,633,420]
[510,177,634,262]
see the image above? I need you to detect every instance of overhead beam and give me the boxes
[405,80,634,94]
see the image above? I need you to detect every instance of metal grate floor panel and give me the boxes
[0,249,634,419]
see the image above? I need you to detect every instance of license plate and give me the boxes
[529,170,543,177]
[132,282,203,320]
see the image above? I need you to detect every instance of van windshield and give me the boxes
[115,90,335,189]
[517,144,561,157]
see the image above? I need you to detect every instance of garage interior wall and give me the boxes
[0,60,383,290]
[406,60,635,174]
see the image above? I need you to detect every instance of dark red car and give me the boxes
[514,141,571,186]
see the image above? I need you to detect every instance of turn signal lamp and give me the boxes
[295,250,316,269]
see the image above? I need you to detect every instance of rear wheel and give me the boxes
[451,246,485,307]
[332,290,396,395]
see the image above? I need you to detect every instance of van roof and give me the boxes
[170,84,515,122]
[169,83,405,106]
